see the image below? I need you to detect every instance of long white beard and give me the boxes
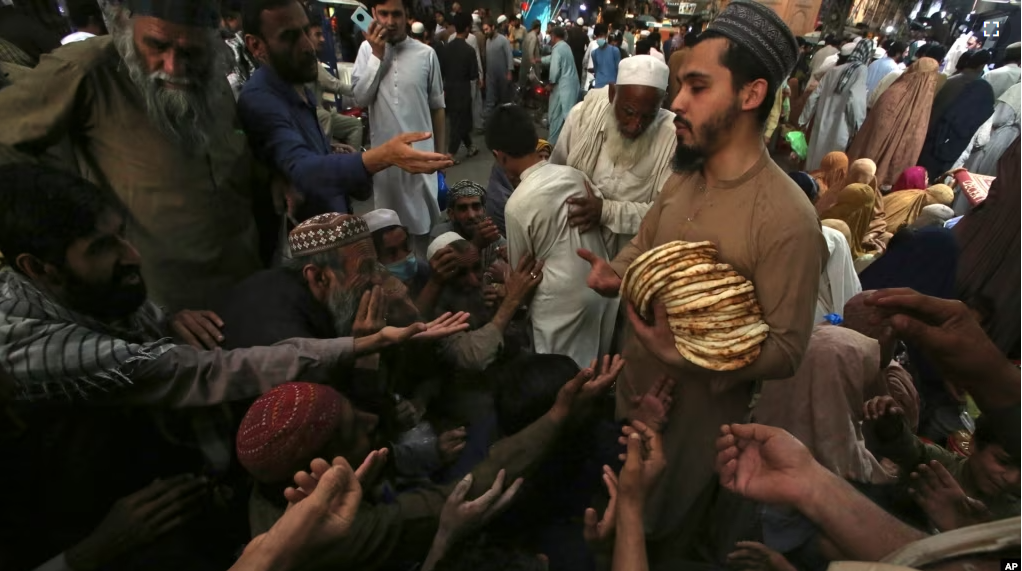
[112,15,223,156]
[602,105,659,170]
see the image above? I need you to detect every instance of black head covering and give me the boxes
[127,0,219,28]
[705,0,799,88]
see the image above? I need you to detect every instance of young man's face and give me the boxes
[309,24,326,52]
[966,36,981,50]
[373,0,408,43]
[377,227,412,265]
[248,1,319,83]
[449,196,486,237]
[58,208,148,321]
[968,442,1021,497]
[670,37,747,170]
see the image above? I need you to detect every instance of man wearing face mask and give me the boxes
[363,208,432,295]
[589,24,621,89]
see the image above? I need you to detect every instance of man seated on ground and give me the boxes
[235,357,625,569]
[239,0,452,223]
[364,208,433,296]
[864,396,1020,530]
[549,55,677,256]
[490,104,619,368]
[431,180,506,271]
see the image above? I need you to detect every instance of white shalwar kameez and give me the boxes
[353,38,445,236]
[815,225,862,323]
[800,62,867,171]
[505,161,619,367]
[549,87,677,257]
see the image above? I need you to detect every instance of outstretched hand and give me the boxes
[908,460,993,532]
[583,465,618,551]
[549,354,625,423]
[438,469,523,543]
[630,375,676,433]
[715,423,821,508]
[617,421,666,506]
[171,310,225,349]
[577,248,622,297]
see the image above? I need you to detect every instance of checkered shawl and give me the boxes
[0,269,176,401]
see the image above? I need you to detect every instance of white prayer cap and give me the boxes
[576,17,584,25]
[639,29,650,37]
[617,55,669,90]
[497,14,507,24]
[363,209,403,233]
[411,22,425,34]
[427,232,465,260]
[516,13,521,18]
[817,39,826,46]
[840,42,856,56]
[472,13,481,23]
[873,46,886,59]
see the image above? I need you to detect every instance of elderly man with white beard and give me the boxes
[0,0,267,315]
[549,55,677,256]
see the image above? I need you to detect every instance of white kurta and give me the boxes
[353,38,445,235]
[801,63,867,171]
[815,226,862,324]
[550,87,677,257]
[505,161,619,367]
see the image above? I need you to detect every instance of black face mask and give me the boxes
[61,264,148,322]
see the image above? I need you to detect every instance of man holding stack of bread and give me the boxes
[580,1,827,564]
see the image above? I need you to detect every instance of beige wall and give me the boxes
[717,0,823,36]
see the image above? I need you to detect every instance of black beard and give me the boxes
[62,266,148,322]
[671,98,742,174]
[268,47,318,84]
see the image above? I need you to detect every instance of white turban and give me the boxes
[497,14,507,24]
[472,13,481,23]
[576,17,584,25]
[617,55,669,91]
[411,22,425,34]
[840,42,856,56]
[639,29,651,38]
[427,232,465,260]
[362,209,403,233]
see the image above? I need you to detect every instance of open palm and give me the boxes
[716,424,815,506]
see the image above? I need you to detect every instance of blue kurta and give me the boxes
[548,41,580,145]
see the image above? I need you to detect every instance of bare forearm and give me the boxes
[613,505,649,571]
[431,108,446,155]
[797,466,927,561]
[489,296,520,334]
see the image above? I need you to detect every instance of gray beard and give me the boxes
[328,286,361,337]
[112,17,222,156]
[603,105,658,170]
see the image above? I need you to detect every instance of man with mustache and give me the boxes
[578,1,827,563]
[0,0,266,314]
[430,181,505,273]
[354,0,449,260]
[239,0,453,228]
[549,55,677,257]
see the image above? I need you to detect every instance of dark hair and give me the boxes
[243,0,296,37]
[967,49,991,69]
[915,43,931,60]
[973,407,1021,465]
[485,105,539,158]
[530,20,540,30]
[825,34,841,47]
[551,26,566,40]
[67,0,104,28]
[697,31,777,125]
[434,535,547,571]
[684,31,698,47]
[926,44,947,64]
[306,7,324,29]
[482,17,495,29]
[888,41,907,58]
[635,39,651,54]
[0,163,127,269]
[494,354,579,436]
[453,13,471,34]
[370,225,407,257]
[594,22,608,37]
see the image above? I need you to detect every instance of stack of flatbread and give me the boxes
[621,240,769,371]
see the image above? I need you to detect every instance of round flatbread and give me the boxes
[673,341,762,371]
[659,275,748,303]
[637,263,733,317]
[673,322,770,341]
[624,241,717,294]
[676,332,768,357]
[629,254,718,307]
[666,289,755,315]
[669,313,764,330]
[662,282,754,310]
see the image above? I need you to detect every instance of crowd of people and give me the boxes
[0,0,1018,570]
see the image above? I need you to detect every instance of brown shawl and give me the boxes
[847,58,940,188]
[819,183,876,259]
